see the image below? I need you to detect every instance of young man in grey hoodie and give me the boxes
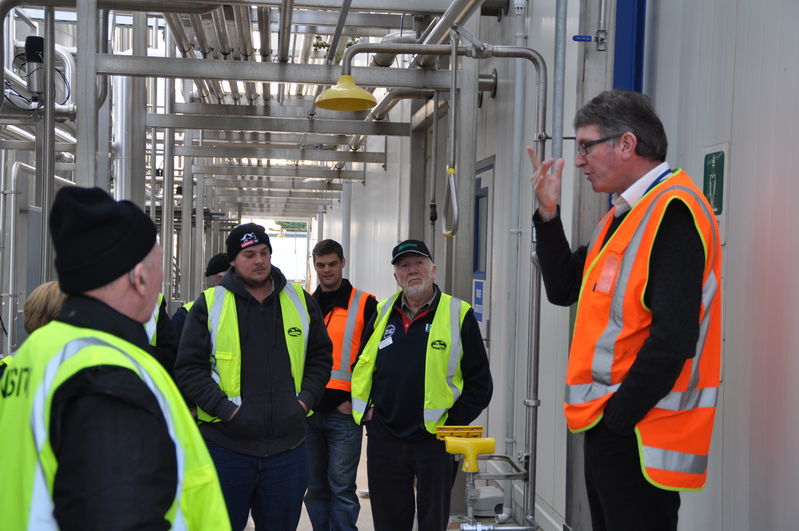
[176,223,333,531]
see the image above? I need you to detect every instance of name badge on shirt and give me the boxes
[378,336,393,349]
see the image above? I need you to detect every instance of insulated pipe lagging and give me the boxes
[233,5,258,102]
[164,12,217,101]
[189,13,212,57]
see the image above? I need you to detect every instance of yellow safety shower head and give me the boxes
[315,75,377,111]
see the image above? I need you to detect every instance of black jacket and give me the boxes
[362,286,493,441]
[175,266,333,456]
[50,295,177,531]
[152,297,179,377]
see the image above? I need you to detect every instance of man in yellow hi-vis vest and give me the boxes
[530,90,723,531]
[0,186,229,530]
[351,240,493,531]
[175,223,333,531]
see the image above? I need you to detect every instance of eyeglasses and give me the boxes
[576,133,622,157]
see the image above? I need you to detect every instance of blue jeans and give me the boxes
[304,409,363,530]
[207,442,309,531]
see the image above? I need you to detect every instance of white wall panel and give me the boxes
[646,1,799,529]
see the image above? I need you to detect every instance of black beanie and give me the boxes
[50,186,157,294]
[226,223,272,262]
[204,252,230,276]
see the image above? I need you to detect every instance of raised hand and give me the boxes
[528,147,565,221]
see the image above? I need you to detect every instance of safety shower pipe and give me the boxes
[307,0,353,117]
[277,0,294,63]
[596,0,608,50]
[337,41,547,234]
[441,31,459,237]
[497,0,527,523]
[346,88,434,152]
[522,0,564,525]
[415,0,485,67]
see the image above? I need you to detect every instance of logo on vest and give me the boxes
[288,327,303,337]
[1,366,31,398]
[431,339,447,351]
[383,324,396,340]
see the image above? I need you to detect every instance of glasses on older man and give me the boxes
[576,133,623,157]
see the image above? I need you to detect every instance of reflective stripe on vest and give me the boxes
[183,301,194,312]
[0,323,230,530]
[351,291,469,434]
[564,170,722,491]
[145,293,164,346]
[198,283,309,422]
[325,288,371,391]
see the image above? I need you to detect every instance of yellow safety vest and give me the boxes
[145,292,165,346]
[196,284,310,423]
[351,291,469,434]
[0,321,230,530]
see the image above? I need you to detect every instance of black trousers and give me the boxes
[366,432,453,531]
[584,420,681,531]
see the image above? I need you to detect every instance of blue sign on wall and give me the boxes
[473,279,484,323]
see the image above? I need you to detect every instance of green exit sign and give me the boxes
[703,151,724,215]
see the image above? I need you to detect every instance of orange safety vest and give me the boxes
[565,169,722,491]
[319,287,373,392]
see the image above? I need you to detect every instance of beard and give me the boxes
[401,278,432,298]
[238,269,271,289]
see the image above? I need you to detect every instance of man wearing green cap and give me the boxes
[351,239,493,530]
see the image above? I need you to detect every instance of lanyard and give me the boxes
[644,168,673,195]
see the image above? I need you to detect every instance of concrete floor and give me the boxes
[245,434,375,531]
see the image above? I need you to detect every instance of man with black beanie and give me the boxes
[0,186,229,530]
[172,252,230,338]
[175,222,333,531]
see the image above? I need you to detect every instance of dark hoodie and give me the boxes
[175,265,332,457]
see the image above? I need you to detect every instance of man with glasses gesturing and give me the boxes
[529,90,723,531]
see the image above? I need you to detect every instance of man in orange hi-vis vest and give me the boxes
[305,239,377,530]
[529,90,722,531]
